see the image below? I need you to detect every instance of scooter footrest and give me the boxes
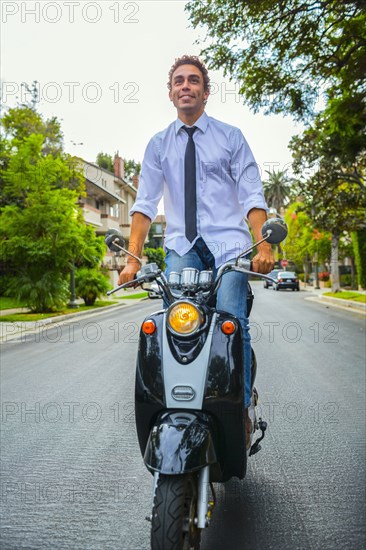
[249,443,261,456]
[249,419,267,456]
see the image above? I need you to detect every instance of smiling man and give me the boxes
[118,55,274,443]
[168,62,209,125]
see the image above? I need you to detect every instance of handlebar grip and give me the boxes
[237,257,252,271]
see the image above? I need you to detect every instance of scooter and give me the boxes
[105,218,287,550]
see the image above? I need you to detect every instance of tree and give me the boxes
[2,105,63,156]
[262,169,293,213]
[352,229,366,289]
[290,123,365,290]
[124,158,141,180]
[187,0,366,290]
[284,202,331,280]
[1,105,84,208]
[186,1,366,120]
[0,107,106,311]
[290,91,366,182]
[96,152,113,172]
[287,66,366,291]
[95,153,141,180]
[0,180,105,312]
[1,134,84,208]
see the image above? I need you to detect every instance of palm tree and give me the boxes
[262,169,293,214]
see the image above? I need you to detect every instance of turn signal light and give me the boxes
[142,320,156,335]
[221,320,236,335]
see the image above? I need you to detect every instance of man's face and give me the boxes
[169,64,209,120]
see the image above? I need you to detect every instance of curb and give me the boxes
[305,295,366,315]
[320,295,365,311]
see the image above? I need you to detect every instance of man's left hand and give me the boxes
[251,244,275,274]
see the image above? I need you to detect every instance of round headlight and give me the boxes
[167,302,203,336]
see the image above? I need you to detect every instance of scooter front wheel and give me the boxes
[151,474,201,550]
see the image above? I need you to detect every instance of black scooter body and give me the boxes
[135,307,247,482]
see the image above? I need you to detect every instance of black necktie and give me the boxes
[183,126,197,242]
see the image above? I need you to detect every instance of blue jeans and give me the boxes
[164,238,252,407]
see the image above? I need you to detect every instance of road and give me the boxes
[1,285,365,550]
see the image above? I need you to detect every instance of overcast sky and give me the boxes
[2,1,302,179]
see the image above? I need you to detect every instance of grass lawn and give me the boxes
[323,291,366,303]
[0,300,118,322]
[0,296,28,310]
[117,292,148,300]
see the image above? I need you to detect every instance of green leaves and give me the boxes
[186,0,365,288]
[284,202,331,269]
[0,105,107,311]
[95,152,141,181]
[186,0,366,119]
[262,169,293,213]
[75,267,111,306]
[143,247,166,271]
[2,104,63,156]
[96,152,113,172]
[290,99,366,235]
[5,271,69,313]
[123,158,141,180]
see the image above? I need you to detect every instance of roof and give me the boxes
[83,160,137,195]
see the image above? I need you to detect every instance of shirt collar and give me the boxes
[174,112,209,135]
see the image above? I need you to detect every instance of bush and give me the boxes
[319,271,330,281]
[0,273,11,297]
[143,247,166,270]
[340,274,352,287]
[75,267,111,306]
[6,271,69,312]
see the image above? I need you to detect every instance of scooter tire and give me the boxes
[151,474,201,550]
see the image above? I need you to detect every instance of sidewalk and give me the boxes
[0,291,149,343]
[301,283,366,315]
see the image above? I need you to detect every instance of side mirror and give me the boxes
[105,229,126,252]
[104,228,143,265]
[261,218,288,244]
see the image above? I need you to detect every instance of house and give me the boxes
[78,153,166,283]
[148,214,166,249]
[79,153,138,284]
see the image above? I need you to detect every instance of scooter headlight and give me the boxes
[167,302,204,336]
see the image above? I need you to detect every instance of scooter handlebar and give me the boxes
[107,262,277,298]
[107,279,140,295]
[231,267,277,283]
[214,259,277,295]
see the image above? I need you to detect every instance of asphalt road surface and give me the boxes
[1,284,365,550]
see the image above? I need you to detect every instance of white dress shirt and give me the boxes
[130,112,268,267]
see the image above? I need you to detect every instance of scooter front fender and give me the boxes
[144,411,218,475]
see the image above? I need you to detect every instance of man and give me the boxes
[118,55,274,443]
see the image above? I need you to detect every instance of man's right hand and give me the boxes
[118,262,140,286]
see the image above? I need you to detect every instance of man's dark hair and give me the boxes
[167,55,210,92]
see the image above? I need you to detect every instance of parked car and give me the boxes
[272,271,300,291]
[263,269,281,289]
